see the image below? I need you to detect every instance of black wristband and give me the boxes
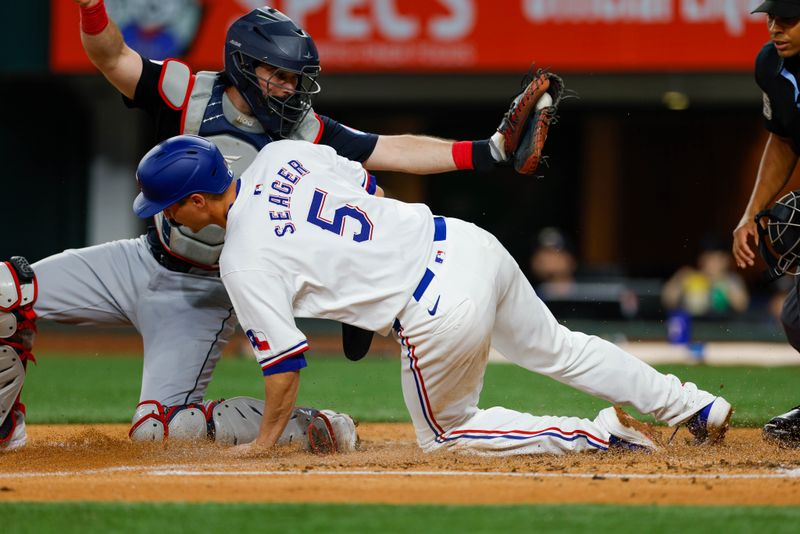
[471,139,498,172]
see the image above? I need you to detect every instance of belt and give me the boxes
[412,216,446,301]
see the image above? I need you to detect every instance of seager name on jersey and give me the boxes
[263,159,311,237]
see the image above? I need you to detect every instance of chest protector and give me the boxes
[156,68,322,268]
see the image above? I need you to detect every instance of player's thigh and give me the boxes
[136,269,237,405]
[32,238,152,326]
[396,299,492,445]
[489,248,577,365]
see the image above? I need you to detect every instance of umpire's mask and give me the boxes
[756,190,800,280]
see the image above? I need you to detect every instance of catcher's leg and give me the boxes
[210,399,358,452]
[0,257,38,452]
[136,264,237,407]
[128,396,359,452]
[129,400,215,441]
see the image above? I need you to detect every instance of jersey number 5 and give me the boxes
[307,189,374,242]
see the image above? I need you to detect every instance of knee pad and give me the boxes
[0,257,37,363]
[166,403,212,440]
[129,400,213,442]
[129,401,168,441]
[0,257,37,314]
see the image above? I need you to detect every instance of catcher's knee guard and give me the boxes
[129,400,213,442]
[0,257,37,451]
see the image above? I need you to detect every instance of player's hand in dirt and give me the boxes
[733,218,758,269]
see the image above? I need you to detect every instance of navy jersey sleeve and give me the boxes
[755,43,790,138]
[122,55,183,142]
[316,114,379,162]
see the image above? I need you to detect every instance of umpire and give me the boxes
[733,0,800,447]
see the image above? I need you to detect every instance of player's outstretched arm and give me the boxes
[733,133,798,269]
[74,0,143,99]
[364,134,460,174]
[252,371,301,448]
[362,69,563,176]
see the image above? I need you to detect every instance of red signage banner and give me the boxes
[51,0,773,73]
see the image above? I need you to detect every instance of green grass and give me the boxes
[14,357,800,531]
[22,352,800,426]
[2,502,800,534]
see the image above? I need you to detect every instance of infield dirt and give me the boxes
[1,424,799,505]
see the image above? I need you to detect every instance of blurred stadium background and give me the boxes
[1,0,794,352]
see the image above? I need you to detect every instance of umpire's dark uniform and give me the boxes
[755,42,800,349]
[755,40,800,444]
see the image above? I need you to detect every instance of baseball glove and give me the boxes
[497,68,565,175]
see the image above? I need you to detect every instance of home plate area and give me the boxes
[1,423,799,506]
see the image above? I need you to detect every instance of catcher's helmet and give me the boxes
[756,190,800,280]
[133,135,233,219]
[224,6,321,138]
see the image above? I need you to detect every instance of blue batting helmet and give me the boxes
[224,6,321,138]
[133,135,233,219]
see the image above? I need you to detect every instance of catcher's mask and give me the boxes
[756,189,800,280]
[224,6,321,138]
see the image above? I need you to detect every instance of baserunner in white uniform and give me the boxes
[134,135,734,456]
[0,3,556,452]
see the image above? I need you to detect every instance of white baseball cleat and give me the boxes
[596,406,659,452]
[0,409,26,452]
[685,397,733,444]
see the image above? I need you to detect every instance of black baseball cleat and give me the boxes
[763,406,800,447]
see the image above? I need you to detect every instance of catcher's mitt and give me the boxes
[497,68,565,175]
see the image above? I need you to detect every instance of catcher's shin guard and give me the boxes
[209,400,360,451]
[210,396,264,446]
[0,257,37,451]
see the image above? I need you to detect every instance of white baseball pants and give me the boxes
[393,218,715,455]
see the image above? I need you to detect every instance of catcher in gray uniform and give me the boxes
[0,2,561,451]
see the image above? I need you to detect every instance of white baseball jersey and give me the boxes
[222,140,434,372]
[221,140,721,457]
